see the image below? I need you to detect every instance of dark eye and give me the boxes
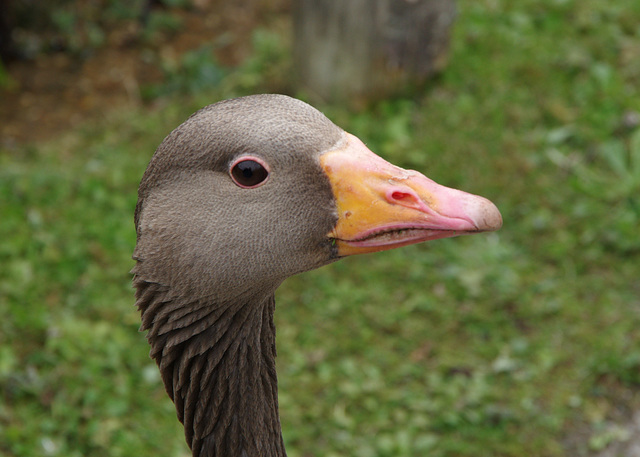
[230,158,270,188]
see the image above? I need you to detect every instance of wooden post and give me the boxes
[293,0,456,103]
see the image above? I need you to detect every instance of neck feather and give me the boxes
[134,280,286,457]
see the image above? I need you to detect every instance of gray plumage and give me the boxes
[133,95,345,457]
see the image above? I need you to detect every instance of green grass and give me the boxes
[2,0,640,456]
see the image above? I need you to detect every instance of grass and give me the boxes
[1,0,640,456]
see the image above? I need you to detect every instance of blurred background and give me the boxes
[1,0,639,456]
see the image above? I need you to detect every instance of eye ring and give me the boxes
[229,156,270,188]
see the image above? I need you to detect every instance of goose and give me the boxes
[132,94,502,457]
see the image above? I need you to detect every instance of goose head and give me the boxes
[132,94,501,457]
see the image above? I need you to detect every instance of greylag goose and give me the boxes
[132,94,502,457]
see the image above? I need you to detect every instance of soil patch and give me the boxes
[0,0,288,146]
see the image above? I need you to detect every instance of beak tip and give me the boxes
[470,198,503,232]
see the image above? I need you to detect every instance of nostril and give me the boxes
[385,187,429,212]
[390,190,414,202]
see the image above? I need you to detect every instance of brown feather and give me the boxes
[133,95,343,456]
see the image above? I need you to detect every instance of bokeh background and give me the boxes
[1,1,639,456]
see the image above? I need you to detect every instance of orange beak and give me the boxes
[320,133,503,257]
